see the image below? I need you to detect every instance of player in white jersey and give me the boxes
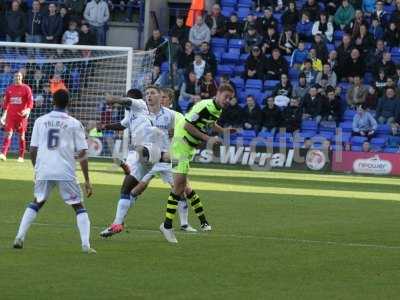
[13,90,95,253]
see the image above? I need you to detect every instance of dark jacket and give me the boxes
[281,105,302,132]
[27,11,43,35]
[242,104,263,131]
[302,2,320,21]
[262,105,281,129]
[375,60,397,79]
[42,14,63,39]
[264,56,289,80]
[169,24,189,44]
[219,103,243,128]
[245,54,267,80]
[205,14,226,36]
[321,96,341,121]
[256,15,278,33]
[201,50,217,76]
[302,94,323,117]
[5,10,26,38]
[145,36,166,65]
[282,10,299,28]
[177,50,194,70]
[78,31,96,45]
[273,82,293,97]
[342,57,365,78]
[376,96,398,119]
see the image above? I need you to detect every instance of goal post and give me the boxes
[0,42,156,159]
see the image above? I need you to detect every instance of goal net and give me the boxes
[0,42,156,158]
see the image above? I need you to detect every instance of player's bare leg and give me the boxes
[0,131,13,161]
[72,203,96,254]
[17,132,26,162]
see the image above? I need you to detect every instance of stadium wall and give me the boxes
[107,22,140,48]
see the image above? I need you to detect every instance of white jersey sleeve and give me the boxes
[30,120,40,147]
[73,121,88,152]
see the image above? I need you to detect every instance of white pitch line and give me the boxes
[3,221,400,251]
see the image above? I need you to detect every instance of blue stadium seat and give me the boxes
[214,52,222,63]
[239,53,249,63]
[264,80,279,90]
[319,121,336,133]
[234,65,245,76]
[343,109,356,121]
[364,72,374,85]
[318,131,334,141]
[258,131,275,139]
[221,0,237,8]
[332,144,343,151]
[351,136,368,146]
[231,77,244,91]
[298,131,316,139]
[327,43,335,52]
[217,64,234,76]
[213,47,227,56]
[160,62,169,72]
[351,145,362,152]
[228,39,244,49]
[289,68,299,80]
[370,137,387,147]
[245,79,263,90]
[221,7,235,16]
[334,132,351,143]
[376,124,391,135]
[222,51,240,64]
[237,0,252,8]
[237,7,250,18]
[301,120,318,132]
[241,130,257,142]
[339,121,353,132]
[383,147,399,153]
[211,38,228,50]
[244,88,261,98]
[334,31,344,41]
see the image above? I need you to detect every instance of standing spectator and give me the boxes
[375,69,388,97]
[200,42,217,76]
[342,48,365,82]
[84,0,110,45]
[302,85,323,123]
[42,3,63,44]
[302,0,320,22]
[169,16,189,45]
[265,48,289,80]
[376,87,399,124]
[346,75,368,107]
[78,23,96,45]
[225,13,242,39]
[31,67,46,95]
[278,26,299,56]
[189,15,210,48]
[244,25,263,52]
[262,26,279,55]
[384,22,400,49]
[261,97,281,134]
[352,103,377,139]
[334,0,355,30]
[199,71,217,99]
[242,95,263,132]
[293,73,310,99]
[205,4,225,38]
[62,20,79,45]
[219,96,243,129]
[290,41,309,68]
[312,12,334,42]
[282,1,299,28]
[26,1,43,44]
[5,1,26,42]
[296,12,313,42]
[316,63,337,88]
[354,23,374,57]
[65,0,86,20]
[281,97,303,132]
[38,0,48,15]
[322,86,341,122]
[257,7,278,33]
[244,46,267,80]
[145,29,166,66]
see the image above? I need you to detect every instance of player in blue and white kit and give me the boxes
[13,90,95,253]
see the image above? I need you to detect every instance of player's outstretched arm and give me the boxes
[105,95,133,106]
[213,123,237,135]
[30,146,38,167]
[99,123,126,131]
[77,150,92,198]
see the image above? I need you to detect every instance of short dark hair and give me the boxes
[144,85,161,93]
[53,89,69,109]
[126,88,142,99]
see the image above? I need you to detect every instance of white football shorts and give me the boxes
[34,180,83,205]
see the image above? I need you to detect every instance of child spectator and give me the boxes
[62,20,79,45]
[290,41,308,68]
[78,23,96,45]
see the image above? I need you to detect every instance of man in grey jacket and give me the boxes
[84,0,109,45]
[189,15,211,48]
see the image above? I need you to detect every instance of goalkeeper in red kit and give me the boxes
[0,72,33,162]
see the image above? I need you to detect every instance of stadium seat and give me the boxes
[343,109,356,121]
[351,136,367,146]
[221,0,237,8]
[383,147,399,153]
[221,7,235,16]
[234,65,245,76]
[239,53,249,63]
[214,52,222,63]
[301,120,318,132]
[370,137,387,147]
[217,64,234,76]
[318,131,334,141]
[245,79,263,90]
[221,51,240,64]
[160,62,169,72]
[327,43,335,52]
[231,77,244,91]
[332,144,343,151]
[298,131,316,139]
[339,121,353,132]
[319,121,336,133]
[258,131,275,139]
[264,80,279,90]
[228,39,244,49]
[213,47,226,56]
[334,31,344,41]
[237,8,250,19]
[237,0,252,8]
[211,38,228,50]
[351,145,362,152]
[376,124,391,135]
[289,68,299,80]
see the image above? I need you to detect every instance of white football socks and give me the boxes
[16,205,38,240]
[113,195,135,225]
[76,211,91,248]
[178,199,189,227]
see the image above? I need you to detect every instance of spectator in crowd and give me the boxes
[373,0,388,25]
[42,3,63,44]
[78,23,96,45]
[367,39,386,70]
[316,63,337,88]
[375,68,388,97]
[62,20,79,45]
[189,15,211,48]
[302,85,323,123]
[273,73,293,98]
[59,5,71,33]
[346,75,368,107]
[65,0,85,20]
[169,16,189,45]
[370,17,384,40]
[244,25,263,52]
[167,35,182,67]
[312,12,334,42]
[179,71,200,103]
[220,74,237,94]
[150,65,163,86]
[327,50,339,74]
[225,13,242,39]
[177,41,194,83]
[30,67,46,95]
[257,7,278,33]
[0,64,13,95]
[293,73,310,99]
[244,46,267,80]
[145,29,166,66]
[26,1,43,44]
[282,1,299,28]
[385,22,400,49]
[301,59,318,84]
[84,0,110,45]
[365,85,379,110]
[290,41,308,68]
[354,23,374,58]
[265,48,289,80]
[351,10,367,38]
[38,0,48,15]
[391,107,400,136]
[242,95,263,132]
[281,97,303,132]
[342,48,365,82]
[199,71,217,99]
[375,51,397,79]
[188,52,208,80]
[396,66,400,89]
[352,103,377,139]
[261,96,281,134]
[391,1,400,25]
[200,42,217,76]
[5,1,26,42]
[205,4,225,38]
[362,0,376,15]
[334,0,355,30]
[262,26,279,55]
[302,0,320,22]
[311,34,328,63]
[376,87,399,124]
[243,13,257,33]
[296,12,313,41]
[219,96,243,129]
[336,34,353,76]
[279,26,299,55]
[322,86,341,122]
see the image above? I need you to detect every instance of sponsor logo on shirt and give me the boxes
[10,97,22,104]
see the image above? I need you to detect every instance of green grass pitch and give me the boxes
[1,159,400,299]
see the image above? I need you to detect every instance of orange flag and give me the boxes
[186,0,205,27]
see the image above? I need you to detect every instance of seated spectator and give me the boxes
[220,74,237,95]
[189,15,211,48]
[177,41,194,80]
[243,13,257,33]
[312,12,334,42]
[273,73,293,98]
[307,48,323,72]
[316,63,337,88]
[302,0,320,22]
[6,1,26,42]
[352,103,377,140]
[346,75,368,107]
[322,86,341,122]
[301,59,318,84]
[290,41,309,68]
[302,85,323,124]
[188,52,208,80]
[65,0,85,20]
[83,0,109,45]
[279,26,299,56]
[386,77,399,96]
[62,20,79,45]
[145,29,166,66]
[327,50,339,75]
[205,4,225,38]
[219,96,243,129]
[334,0,355,30]
[257,7,278,33]
[354,23,374,58]
[262,26,279,55]
[179,71,200,103]
[362,0,375,16]
[376,87,399,124]
[375,69,388,97]
[365,85,379,110]
[282,1,299,28]
[200,41,217,76]
[362,141,372,152]
[296,12,313,42]
[375,51,397,79]
[373,0,388,26]
[265,48,289,80]
[311,35,328,63]
[281,97,303,132]
[150,65,163,86]
[293,73,310,99]
[342,48,365,82]
[199,71,217,99]
[169,16,189,45]
[242,95,263,132]
[351,10,367,38]
[370,17,384,40]
[78,23,96,45]
[274,94,291,108]
[244,25,263,52]
[261,97,281,135]
[391,108,400,136]
[244,46,267,80]
[385,22,400,49]
[26,1,43,44]
[42,3,63,44]
[225,13,242,39]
